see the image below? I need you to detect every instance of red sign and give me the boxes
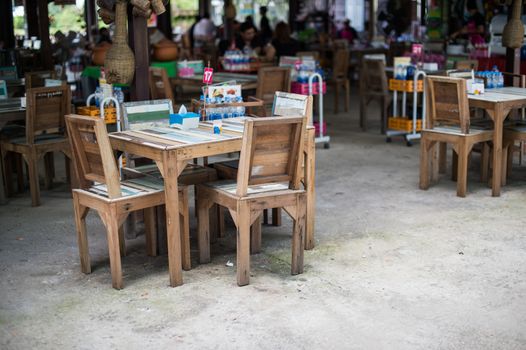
[412,44,423,56]
[203,68,214,84]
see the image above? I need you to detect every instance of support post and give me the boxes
[84,0,98,43]
[0,0,15,48]
[157,0,173,39]
[25,0,39,39]
[37,0,53,69]
[128,8,150,101]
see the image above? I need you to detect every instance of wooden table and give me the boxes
[0,98,25,204]
[468,87,526,196]
[172,72,259,91]
[109,118,316,287]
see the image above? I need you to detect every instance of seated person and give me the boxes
[271,22,302,59]
[219,21,275,59]
[449,0,485,45]
[338,19,358,45]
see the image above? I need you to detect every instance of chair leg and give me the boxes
[72,192,90,274]
[24,152,41,207]
[263,209,269,225]
[44,152,54,190]
[380,98,388,134]
[217,206,226,238]
[237,201,251,286]
[501,143,509,187]
[179,188,191,271]
[291,195,306,275]
[344,80,350,112]
[250,214,262,254]
[334,83,339,114]
[430,141,439,183]
[419,137,430,190]
[144,207,157,257]
[103,208,123,289]
[15,153,24,193]
[209,204,219,243]
[3,151,14,196]
[456,144,469,197]
[438,142,447,174]
[451,150,458,182]
[360,96,367,131]
[197,189,211,264]
[481,142,490,183]
[272,208,282,226]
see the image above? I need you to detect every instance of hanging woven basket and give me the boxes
[104,0,135,84]
[502,0,525,49]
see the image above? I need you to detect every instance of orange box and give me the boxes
[77,106,116,124]
[388,117,422,131]
[389,79,423,92]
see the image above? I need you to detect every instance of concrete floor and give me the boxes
[1,92,526,349]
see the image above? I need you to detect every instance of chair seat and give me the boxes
[202,180,302,198]
[424,125,493,136]
[505,121,526,133]
[6,133,67,145]
[84,176,165,199]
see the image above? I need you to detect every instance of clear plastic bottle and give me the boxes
[237,96,245,116]
[485,71,494,89]
[113,87,124,104]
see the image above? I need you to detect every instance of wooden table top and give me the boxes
[110,117,245,150]
[0,98,25,123]
[468,87,526,102]
[110,117,313,154]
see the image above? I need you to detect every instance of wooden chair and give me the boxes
[327,49,350,114]
[148,67,175,103]
[419,76,493,197]
[501,73,526,180]
[359,58,391,133]
[121,99,218,250]
[1,85,72,206]
[211,93,313,231]
[65,114,189,289]
[197,116,307,286]
[255,67,291,114]
[25,70,59,89]
[454,60,479,71]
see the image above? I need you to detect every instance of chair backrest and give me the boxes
[122,99,173,130]
[25,70,58,89]
[149,67,174,102]
[256,67,291,104]
[361,58,388,94]
[235,116,306,197]
[332,49,350,79]
[272,91,313,124]
[426,76,470,133]
[455,60,479,71]
[26,85,71,144]
[65,114,122,198]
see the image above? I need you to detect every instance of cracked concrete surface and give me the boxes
[1,92,525,349]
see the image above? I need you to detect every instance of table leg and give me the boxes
[161,151,183,287]
[0,166,6,204]
[304,130,316,250]
[489,106,507,197]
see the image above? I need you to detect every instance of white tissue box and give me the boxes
[466,79,484,95]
